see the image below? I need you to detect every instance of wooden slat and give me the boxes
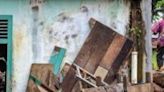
[0,20,8,22]
[62,66,77,92]
[0,23,7,25]
[127,83,154,92]
[100,34,126,70]
[84,22,116,74]
[104,39,133,84]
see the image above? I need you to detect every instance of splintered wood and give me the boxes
[26,64,58,92]
[62,18,133,92]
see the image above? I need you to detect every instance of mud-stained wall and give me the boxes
[0,0,130,92]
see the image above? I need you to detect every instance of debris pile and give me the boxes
[26,18,164,92]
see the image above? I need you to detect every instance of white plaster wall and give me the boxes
[141,0,152,82]
[0,0,130,92]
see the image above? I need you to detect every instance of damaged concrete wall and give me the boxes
[0,0,130,92]
[141,0,152,81]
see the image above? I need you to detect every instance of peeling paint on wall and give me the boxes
[0,0,130,92]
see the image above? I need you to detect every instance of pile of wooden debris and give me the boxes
[26,19,163,92]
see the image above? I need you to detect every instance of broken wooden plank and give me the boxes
[26,64,58,92]
[49,46,66,75]
[61,66,77,92]
[29,74,54,92]
[127,83,154,92]
[104,39,133,84]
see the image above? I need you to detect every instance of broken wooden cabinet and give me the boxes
[0,15,12,92]
[62,18,133,92]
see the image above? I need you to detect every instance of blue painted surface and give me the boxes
[49,47,66,75]
[0,15,12,92]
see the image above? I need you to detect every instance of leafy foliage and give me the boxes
[152,0,164,21]
[155,0,164,8]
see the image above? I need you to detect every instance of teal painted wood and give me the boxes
[0,39,8,44]
[0,15,12,92]
[49,47,66,75]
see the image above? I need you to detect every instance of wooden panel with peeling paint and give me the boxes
[49,46,66,75]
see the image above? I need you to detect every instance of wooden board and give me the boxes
[62,18,133,92]
[99,34,126,70]
[104,39,133,84]
[26,64,58,92]
[75,19,116,74]
[49,46,66,75]
[94,66,108,80]
[83,22,116,74]
[61,66,77,92]
[127,83,154,92]
[83,83,123,92]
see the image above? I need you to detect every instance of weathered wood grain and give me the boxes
[61,66,77,92]
[84,22,116,74]
[104,39,133,84]
[26,64,57,92]
[62,18,133,92]
[127,83,154,92]
[100,34,126,70]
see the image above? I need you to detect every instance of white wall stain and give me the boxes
[0,0,131,92]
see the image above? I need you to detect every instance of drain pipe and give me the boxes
[131,51,138,84]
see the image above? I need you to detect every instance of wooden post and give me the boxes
[130,0,146,83]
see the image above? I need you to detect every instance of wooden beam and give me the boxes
[127,83,154,92]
